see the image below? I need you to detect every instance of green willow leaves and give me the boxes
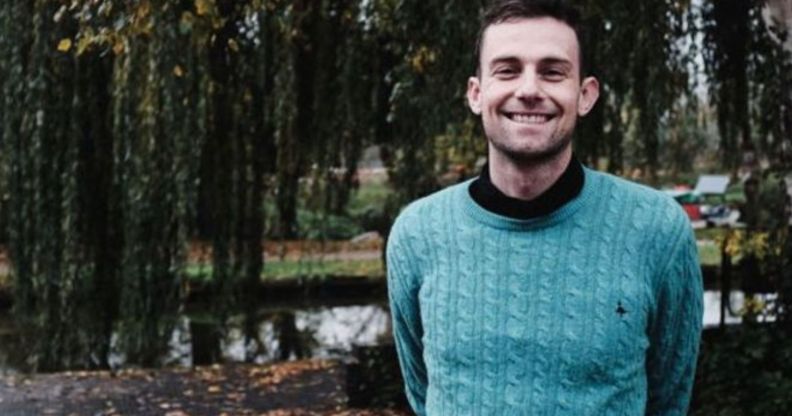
[0,0,789,370]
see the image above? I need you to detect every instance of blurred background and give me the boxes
[0,0,790,415]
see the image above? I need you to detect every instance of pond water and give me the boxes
[0,290,770,375]
[0,301,392,376]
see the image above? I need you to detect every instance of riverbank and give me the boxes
[0,265,731,313]
[0,359,408,416]
[0,233,742,312]
[4,326,790,415]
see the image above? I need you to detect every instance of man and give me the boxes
[386,1,703,415]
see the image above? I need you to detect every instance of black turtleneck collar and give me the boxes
[468,155,585,219]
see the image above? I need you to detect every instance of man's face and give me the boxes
[467,17,599,163]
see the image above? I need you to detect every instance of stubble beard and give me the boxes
[488,132,573,165]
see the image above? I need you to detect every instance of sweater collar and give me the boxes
[468,155,585,219]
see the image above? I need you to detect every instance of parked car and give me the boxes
[664,175,740,227]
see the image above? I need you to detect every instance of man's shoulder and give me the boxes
[391,180,470,231]
[387,181,469,269]
[589,169,689,232]
[591,169,681,210]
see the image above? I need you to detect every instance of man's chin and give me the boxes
[489,139,571,165]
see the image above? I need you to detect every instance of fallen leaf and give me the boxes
[207,385,222,393]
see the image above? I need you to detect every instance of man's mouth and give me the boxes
[504,112,554,124]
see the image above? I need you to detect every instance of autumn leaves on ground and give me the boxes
[0,360,409,416]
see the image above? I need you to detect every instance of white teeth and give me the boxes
[508,113,551,124]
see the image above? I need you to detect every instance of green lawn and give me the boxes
[186,258,384,282]
[697,241,721,266]
[0,227,726,289]
[261,258,383,279]
[695,228,726,266]
[0,246,722,287]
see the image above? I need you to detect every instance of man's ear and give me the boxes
[577,76,600,116]
[467,76,482,115]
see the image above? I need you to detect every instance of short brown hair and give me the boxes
[474,0,588,77]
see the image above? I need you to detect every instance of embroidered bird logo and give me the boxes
[616,301,627,317]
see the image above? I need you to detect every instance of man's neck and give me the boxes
[488,147,572,201]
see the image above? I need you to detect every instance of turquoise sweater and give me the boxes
[387,168,703,415]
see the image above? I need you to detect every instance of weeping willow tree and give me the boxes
[701,0,791,329]
[0,1,102,371]
[763,0,792,330]
[309,0,370,216]
[702,0,791,172]
[0,0,212,369]
[0,0,395,371]
[199,1,270,311]
[264,0,400,238]
[702,0,757,171]
[757,1,792,170]
[106,1,207,366]
[371,0,483,216]
[2,0,791,371]
[573,0,694,179]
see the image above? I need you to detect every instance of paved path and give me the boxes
[0,360,407,416]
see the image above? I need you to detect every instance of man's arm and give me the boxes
[645,221,704,415]
[386,217,428,416]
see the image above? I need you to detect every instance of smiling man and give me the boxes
[386,0,703,415]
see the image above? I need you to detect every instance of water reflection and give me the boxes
[0,291,775,375]
[703,291,778,327]
[220,305,391,363]
[0,303,392,375]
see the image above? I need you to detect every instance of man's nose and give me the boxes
[514,72,543,100]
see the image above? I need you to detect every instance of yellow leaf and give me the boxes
[227,38,239,52]
[173,65,184,77]
[196,0,212,16]
[57,38,72,52]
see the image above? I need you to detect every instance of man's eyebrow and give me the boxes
[538,57,573,68]
[487,55,521,68]
[486,55,574,70]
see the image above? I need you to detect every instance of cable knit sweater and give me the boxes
[387,168,703,416]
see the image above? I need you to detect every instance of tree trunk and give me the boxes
[763,0,792,168]
[763,0,792,53]
[762,0,792,329]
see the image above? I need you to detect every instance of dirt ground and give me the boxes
[0,360,409,416]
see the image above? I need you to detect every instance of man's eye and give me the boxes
[543,70,566,80]
[494,68,518,76]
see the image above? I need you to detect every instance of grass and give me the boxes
[261,258,383,280]
[697,241,721,266]
[186,258,384,282]
[695,228,726,266]
[348,181,391,216]
[695,228,728,241]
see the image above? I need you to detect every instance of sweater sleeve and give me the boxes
[645,220,704,416]
[387,214,428,416]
